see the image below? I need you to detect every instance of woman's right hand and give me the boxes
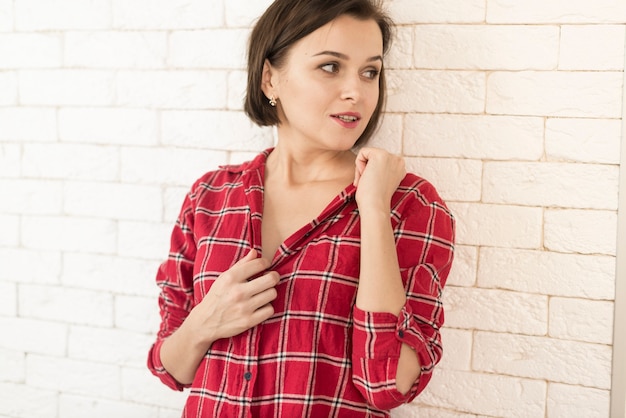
[185,249,279,346]
[160,249,279,385]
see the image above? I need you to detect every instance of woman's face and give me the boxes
[268,14,383,151]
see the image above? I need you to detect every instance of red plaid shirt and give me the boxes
[148,149,455,417]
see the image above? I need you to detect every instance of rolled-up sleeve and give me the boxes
[352,196,455,409]
[147,192,197,391]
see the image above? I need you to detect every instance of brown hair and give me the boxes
[243,0,394,147]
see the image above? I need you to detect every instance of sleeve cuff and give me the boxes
[352,304,427,360]
[352,304,435,397]
[147,339,190,392]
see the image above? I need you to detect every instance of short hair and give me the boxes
[244,0,394,147]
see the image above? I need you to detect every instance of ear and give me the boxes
[261,59,278,100]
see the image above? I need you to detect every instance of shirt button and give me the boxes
[244,371,252,381]
[398,330,404,338]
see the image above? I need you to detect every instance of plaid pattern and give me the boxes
[148,149,455,418]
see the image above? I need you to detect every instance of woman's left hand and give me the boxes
[353,147,406,214]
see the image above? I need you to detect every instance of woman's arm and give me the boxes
[160,249,279,385]
[353,147,420,394]
[356,208,421,394]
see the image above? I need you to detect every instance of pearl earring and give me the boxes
[269,96,277,107]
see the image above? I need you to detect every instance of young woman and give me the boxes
[148,1,455,416]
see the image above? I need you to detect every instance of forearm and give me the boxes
[357,209,421,394]
[160,319,215,385]
[356,209,405,314]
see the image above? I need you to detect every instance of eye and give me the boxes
[362,68,380,80]
[320,62,339,73]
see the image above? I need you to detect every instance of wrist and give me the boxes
[358,205,391,220]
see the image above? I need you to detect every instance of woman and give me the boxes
[148,0,455,416]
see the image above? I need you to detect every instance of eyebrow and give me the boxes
[313,50,383,63]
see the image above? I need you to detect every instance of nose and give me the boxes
[339,73,362,102]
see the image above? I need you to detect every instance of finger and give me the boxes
[250,303,275,324]
[245,271,279,295]
[353,163,361,187]
[226,251,271,283]
[248,286,278,311]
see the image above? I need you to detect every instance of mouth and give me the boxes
[331,113,361,124]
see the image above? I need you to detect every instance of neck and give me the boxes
[266,141,356,186]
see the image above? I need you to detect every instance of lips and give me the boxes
[331,112,361,124]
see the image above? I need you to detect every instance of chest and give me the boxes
[261,183,349,260]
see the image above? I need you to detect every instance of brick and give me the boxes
[0,144,20,177]
[59,108,158,146]
[394,404,482,418]
[22,144,120,181]
[113,0,223,29]
[64,181,162,221]
[546,118,622,164]
[547,383,610,418]
[120,147,227,186]
[0,71,17,105]
[27,354,121,398]
[368,113,402,155]
[224,0,273,27]
[0,33,61,69]
[60,395,160,418]
[418,369,546,417]
[62,253,157,296]
[163,186,189,222]
[405,114,544,160]
[116,70,227,109]
[229,151,265,165]
[487,71,623,118]
[473,331,612,389]
[0,318,67,355]
[115,295,160,333]
[445,287,547,335]
[0,248,61,283]
[405,157,482,202]
[19,70,115,106]
[487,0,626,23]
[549,298,614,345]
[438,328,472,371]
[447,203,542,248]
[118,221,172,260]
[0,382,57,418]
[19,284,114,327]
[544,209,618,255]
[0,107,57,141]
[65,31,167,69]
[161,110,275,150]
[21,216,117,254]
[386,70,485,114]
[0,348,24,382]
[388,0,486,24]
[478,248,616,300]
[386,26,413,69]
[0,0,12,31]
[227,70,247,110]
[0,280,16,315]
[68,326,154,366]
[445,245,477,287]
[483,162,619,210]
[15,0,110,30]
[159,407,182,418]
[414,25,558,70]
[560,25,626,70]
[0,214,19,246]
[121,366,188,409]
[0,179,63,215]
[169,29,249,69]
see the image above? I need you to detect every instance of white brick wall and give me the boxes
[0,0,623,417]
